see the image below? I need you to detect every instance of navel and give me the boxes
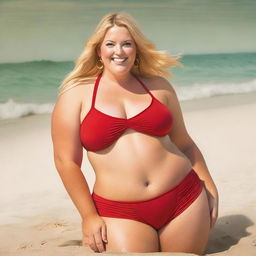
[144,180,150,187]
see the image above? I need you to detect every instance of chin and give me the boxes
[110,67,132,75]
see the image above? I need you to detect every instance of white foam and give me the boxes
[1,79,256,120]
[0,98,54,120]
[177,79,256,101]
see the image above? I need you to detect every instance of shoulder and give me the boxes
[57,80,95,106]
[52,83,89,122]
[139,75,175,92]
[138,75,177,102]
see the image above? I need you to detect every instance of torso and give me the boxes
[79,74,192,201]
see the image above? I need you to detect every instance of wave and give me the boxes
[177,79,256,101]
[0,99,54,120]
[1,79,256,120]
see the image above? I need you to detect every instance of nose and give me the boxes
[114,44,123,54]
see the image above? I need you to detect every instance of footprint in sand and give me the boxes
[35,221,69,230]
[59,240,82,247]
[18,240,48,249]
[18,242,33,249]
[40,240,47,246]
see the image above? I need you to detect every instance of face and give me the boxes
[97,25,137,76]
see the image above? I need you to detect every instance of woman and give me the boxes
[51,12,219,254]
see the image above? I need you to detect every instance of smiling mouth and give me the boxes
[111,57,128,63]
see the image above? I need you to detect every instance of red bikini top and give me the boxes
[80,72,173,152]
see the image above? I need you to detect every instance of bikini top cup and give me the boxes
[80,72,173,152]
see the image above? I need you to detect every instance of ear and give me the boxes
[96,45,101,58]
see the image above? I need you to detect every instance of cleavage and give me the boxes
[94,92,153,119]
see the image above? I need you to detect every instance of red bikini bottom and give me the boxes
[92,169,203,230]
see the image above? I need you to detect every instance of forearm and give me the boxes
[55,159,98,219]
[183,142,219,199]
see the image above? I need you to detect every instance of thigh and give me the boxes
[158,187,211,255]
[101,217,159,253]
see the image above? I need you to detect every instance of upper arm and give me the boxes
[51,86,84,167]
[157,77,194,152]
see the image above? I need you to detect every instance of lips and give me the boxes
[111,57,128,63]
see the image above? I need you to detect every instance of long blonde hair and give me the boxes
[58,12,184,96]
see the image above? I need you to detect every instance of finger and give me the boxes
[210,217,216,229]
[94,231,105,252]
[210,210,218,229]
[213,215,218,227]
[89,235,99,252]
[101,224,108,243]
[212,206,218,222]
[209,208,214,229]
[82,235,89,247]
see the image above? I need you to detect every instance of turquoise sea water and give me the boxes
[0,0,256,119]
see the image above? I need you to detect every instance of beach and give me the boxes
[0,92,255,256]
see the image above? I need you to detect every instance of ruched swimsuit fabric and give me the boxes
[80,72,173,152]
[92,169,203,230]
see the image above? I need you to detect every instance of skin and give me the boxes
[51,25,219,254]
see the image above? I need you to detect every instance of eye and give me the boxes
[106,43,113,46]
[124,42,132,46]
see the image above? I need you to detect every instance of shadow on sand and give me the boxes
[57,214,254,254]
[205,214,254,254]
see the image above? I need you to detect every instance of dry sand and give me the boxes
[0,92,255,255]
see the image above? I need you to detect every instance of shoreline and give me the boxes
[1,91,256,126]
[181,91,256,111]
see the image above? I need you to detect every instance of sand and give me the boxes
[0,92,255,255]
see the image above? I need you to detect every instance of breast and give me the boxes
[129,100,173,137]
[80,100,173,152]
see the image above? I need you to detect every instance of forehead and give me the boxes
[103,25,133,41]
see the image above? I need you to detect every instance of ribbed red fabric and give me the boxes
[80,72,173,152]
[92,169,203,230]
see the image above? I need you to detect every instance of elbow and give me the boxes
[180,136,197,153]
[53,155,67,171]
[53,154,82,170]
[181,140,197,154]
[53,153,65,165]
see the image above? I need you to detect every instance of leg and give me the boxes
[158,187,211,255]
[101,217,159,253]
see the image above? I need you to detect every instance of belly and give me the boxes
[88,131,193,201]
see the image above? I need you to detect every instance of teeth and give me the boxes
[112,58,127,62]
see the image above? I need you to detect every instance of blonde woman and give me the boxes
[51,12,218,254]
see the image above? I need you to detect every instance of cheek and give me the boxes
[101,47,113,58]
[125,47,136,56]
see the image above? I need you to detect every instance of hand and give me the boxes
[206,191,219,229]
[82,214,108,253]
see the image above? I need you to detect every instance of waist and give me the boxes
[92,168,202,203]
[92,156,193,201]
[89,136,190,174]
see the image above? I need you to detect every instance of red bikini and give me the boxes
[80,72,203,230]
[92,169,202,230]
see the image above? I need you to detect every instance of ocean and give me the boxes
[0,0,255,120]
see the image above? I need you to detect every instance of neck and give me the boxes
[101,70,135,87]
